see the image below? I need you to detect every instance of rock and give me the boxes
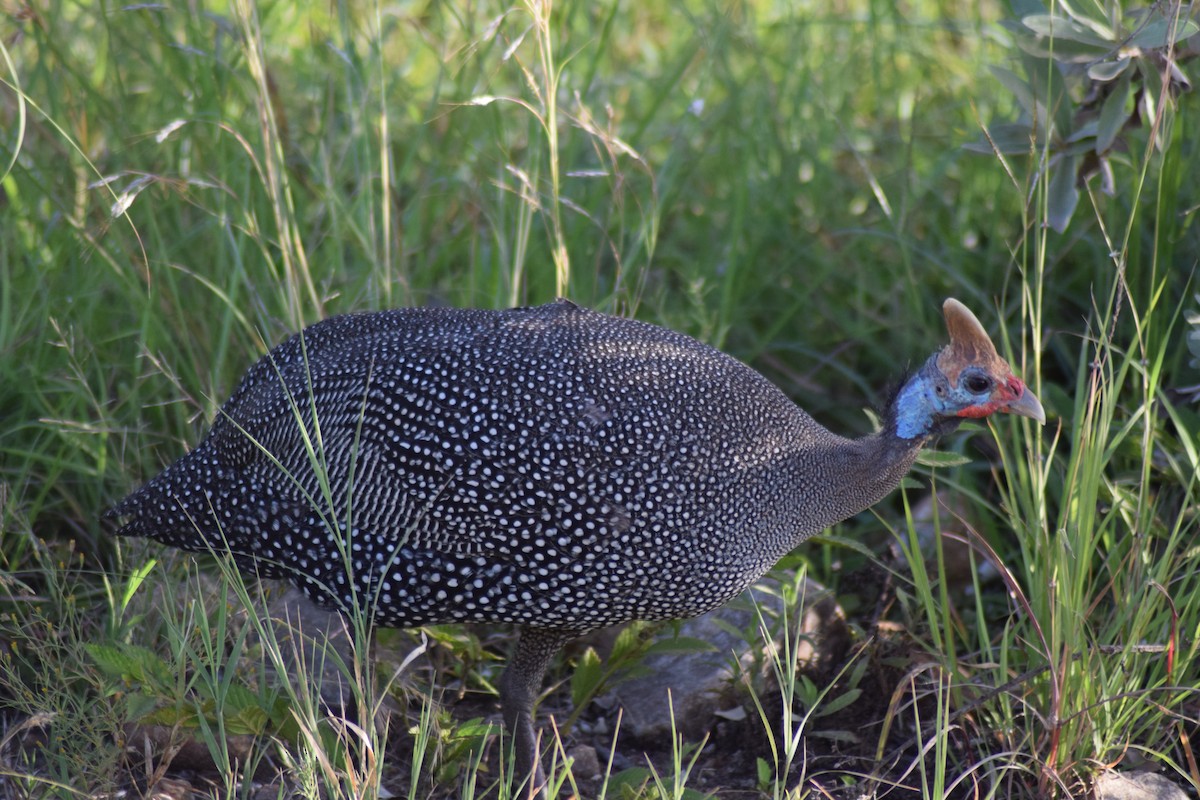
[601,574,847,743]
[1093,770,1190,800]
[264,584,430,711]
[122,723,257,772]
[908,493,997,589]
[566,744,601,781]
[266,584,357,708]
[144,776,195,800]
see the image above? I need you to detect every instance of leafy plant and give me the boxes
[567,621,713,735]
[84,639,292,739]
[0,541,127,795]
[968,0,1197,231]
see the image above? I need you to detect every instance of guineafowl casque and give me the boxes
[107,297,1044,796]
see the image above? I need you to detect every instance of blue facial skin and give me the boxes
[893,359,997,441]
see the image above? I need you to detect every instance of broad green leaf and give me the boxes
[608,766,652,796]
[225,703,270,735]
[644,636,717,656]
[1060,138,1102,158]
[570,646,603,708]
[710,616,748,641]
[756,757,772,787]
[85,642,173,687]
[1087,58,1132,82]
[1013,33,1109,63]
[610,622,650,660]
[125,693,163,722]
[85,643,141,681]
[1007,0,1046,17]
[812,532,885,561]
[1021,14,1113,46]
[965,123,1039,155]
[1020,50,1072,138]
[143,703,200,727]
[1047,154,1080,233]
[813,687,863,717]
[1066,120,1099,143]
[1096,70,1133,154]
[121,559,157,613]
[1136,61,1163,148]
[222,683,265,713]
[1127,16,1199,50]
[797,674,820,705]
[848,655,870,686]
[1054,0,1118,38]
[916,450,973,468]
[454,718,501,738]
[272,697,302,743]
[989,66,1038,119]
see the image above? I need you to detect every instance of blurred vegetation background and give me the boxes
[1,0,1198,797]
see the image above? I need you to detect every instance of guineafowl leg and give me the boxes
[499,626,580,799]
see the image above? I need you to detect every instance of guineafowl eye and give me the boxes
[964,373,993,394]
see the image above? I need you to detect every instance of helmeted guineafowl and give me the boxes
[107,297,1044,795]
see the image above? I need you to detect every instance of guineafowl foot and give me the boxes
[499,627,581,799]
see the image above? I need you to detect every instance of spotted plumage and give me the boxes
[107,297,1044,796]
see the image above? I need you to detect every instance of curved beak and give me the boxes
[1004,384,1046,425]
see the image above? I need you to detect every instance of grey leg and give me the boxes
[498,626,580,799]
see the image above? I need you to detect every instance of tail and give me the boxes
[103,485,164,540]
[104,445,231,551]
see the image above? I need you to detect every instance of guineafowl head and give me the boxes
[891,298,1045,441]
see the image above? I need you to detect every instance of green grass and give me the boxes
[2,0,1199,797]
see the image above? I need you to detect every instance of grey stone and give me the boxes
[601,574,847,742]
[264,584,428,715]
[1093,770,1191,800]
[266,583,359,710]
[905,493,997,589]
[565,744,601,781]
